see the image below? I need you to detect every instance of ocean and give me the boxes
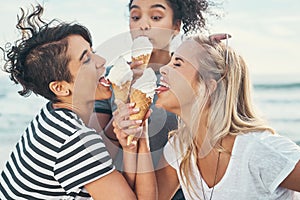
[0,73,300,169]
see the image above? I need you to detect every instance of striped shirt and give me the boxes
[0,102,114,199]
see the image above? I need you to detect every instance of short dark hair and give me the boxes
[1,5,93,102]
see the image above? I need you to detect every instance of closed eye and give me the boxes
[173,56,184,67]
[174,63,181,67]
[83,56,91,64]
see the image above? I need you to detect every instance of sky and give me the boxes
[0,0,299,77]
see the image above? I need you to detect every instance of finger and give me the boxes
[130,60,144,69]
[119,119,143,129]
[143,109,152,121]
[122,126,143,137]
[113,102,137,118]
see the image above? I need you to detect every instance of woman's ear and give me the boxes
[173,20,181,34]
[49,81,70,97]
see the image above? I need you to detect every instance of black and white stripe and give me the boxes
[0,102,114,199]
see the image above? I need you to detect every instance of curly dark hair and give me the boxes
[1,4,92,102]
[128,0,217,34]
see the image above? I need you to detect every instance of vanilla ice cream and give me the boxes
[106,56,133,103]
[106,56,133,86]
[131,68,157,99]
[131,36,153,69]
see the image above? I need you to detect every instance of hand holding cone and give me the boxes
[126,68,157,145]
[131,36,153,70]
[127,88,152,145]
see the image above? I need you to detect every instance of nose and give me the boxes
[159,65,168,76]
[139,17,151,31]
[93,54,106,69]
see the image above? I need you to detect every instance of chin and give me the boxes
[156,93,181,115]
[155,99,174,113]
[95,87,112,100]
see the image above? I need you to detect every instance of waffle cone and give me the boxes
[111,81,131,103]
[127,88,152,145]
[131,54,151,70]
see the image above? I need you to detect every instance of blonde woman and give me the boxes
[113,34,300,199]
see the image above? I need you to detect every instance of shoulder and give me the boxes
[237,131,300,173]
[163,135,186,169]
[42,102,99,141]
[237,132,300,193]
[239,131,300,157]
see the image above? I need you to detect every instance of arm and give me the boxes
[112,101,142,190]
[113,101,157,199]
[155,156,181,200]
[89,107,120,159]
[85,170,137,200]
[279,160,300,192]
[135,122,157,200]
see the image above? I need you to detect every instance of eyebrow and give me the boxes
[79,49,88,61]
[175,57,184,62]
[151,4,166,10]
[130,4,166,11]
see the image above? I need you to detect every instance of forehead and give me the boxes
[130,0,171,9]
[67,35,90,57]
[174,40,207,70]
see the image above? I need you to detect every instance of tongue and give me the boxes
[155,86,169,93]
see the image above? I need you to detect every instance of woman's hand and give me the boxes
[112,99,151,150]
[112,99,142,151]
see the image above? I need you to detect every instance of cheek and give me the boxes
[150,27,176,49]
[72,68,97,96]
[170,72,197,103]
[95,85,112,100]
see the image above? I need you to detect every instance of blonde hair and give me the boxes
[170,35,275,199]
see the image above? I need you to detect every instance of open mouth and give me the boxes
[155,80,170,94]
[99,76,110,87]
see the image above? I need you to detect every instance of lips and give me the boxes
[156,77,170,94]
[99,76,110,87]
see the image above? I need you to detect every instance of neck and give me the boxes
[52,100,94,124]
[182,104,212,157]
[149,49,171,72]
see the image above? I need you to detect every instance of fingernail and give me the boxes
[129,102,135,107]
[132,108,140,112]
[135,120,142,124]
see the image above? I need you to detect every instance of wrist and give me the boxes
[138,138,151,152]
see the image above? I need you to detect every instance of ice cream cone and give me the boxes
[131,36,153,70]
[111,80,131,103]
[106,56,133,104]
[127,88,152,145]
[131,54,151,70]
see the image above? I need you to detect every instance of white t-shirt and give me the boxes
[164,131,300,200]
